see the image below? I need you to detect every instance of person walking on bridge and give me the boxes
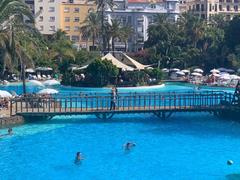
[110,87,117,110]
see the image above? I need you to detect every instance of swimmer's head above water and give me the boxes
[124,142,136,150]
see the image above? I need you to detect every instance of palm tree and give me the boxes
[94,0,115,52]
[48,30,75,62]
[0,0,36,94]
[80,12,100,51]
[120,25,133,52]
[178,13,205,48]
[106,19,121,55]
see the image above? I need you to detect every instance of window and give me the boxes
[38,0,43,2]
[39,16,43,22]
[201,4,204,11]
[219,5,222,11]
[65,17,70,22]
[39,26,43,31]
[49,16,55,22]
[50,26,55,31]
[150,4,156,8]
[234,0,239,3]
[196,4,200,11]
[74,26,80,31]
[71,36,80,42]
[49,7,55,12]
[74,7,80,13]
[219,0,224,2]
[215,4,217,11]
[64,7,70,13]
[226,0,232,2]
[49,0,54,2]
[234,5,238,11]
[209,4,212,11]
[64,26,70,31]
[74,17,80,22]
[39,7,43,11]
[201,14,205,19]
[227,5,230,11]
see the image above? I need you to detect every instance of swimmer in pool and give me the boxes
[75,152,84,164]
[124,142,136,151]
[8,128,13,135]
[0,128,13,138]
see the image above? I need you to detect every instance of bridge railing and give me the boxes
[10,91,233,115]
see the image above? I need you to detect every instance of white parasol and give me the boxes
[37,88,59,94]
[0,90,12,98]
[191,72,203,77]
[193,68,204,73]
[29,80,44,87]
[43,79,60,86]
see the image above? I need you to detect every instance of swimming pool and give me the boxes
[0,83,238,179]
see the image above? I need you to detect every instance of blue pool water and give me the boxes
[0,83,239,179]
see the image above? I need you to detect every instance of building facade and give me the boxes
[180,0,240,20]
[34,0,62,35]
[106,0,180,51]
[60,0,96,50]
[33,0,95,50]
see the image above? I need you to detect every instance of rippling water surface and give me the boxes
[0,83,238,180]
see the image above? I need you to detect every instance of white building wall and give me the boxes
[35,0,63,35]
[106,0,180,51]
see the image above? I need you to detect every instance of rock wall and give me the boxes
[0,116,24,127]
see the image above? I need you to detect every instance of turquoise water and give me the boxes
[0,83,239,179]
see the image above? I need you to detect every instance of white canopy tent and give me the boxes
[121,53,152,70]
[101,53,134,71]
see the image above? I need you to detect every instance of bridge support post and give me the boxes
[154,111,172,120]
[95,113,114,120]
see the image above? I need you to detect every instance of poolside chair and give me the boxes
[42,75,47,80]
[37,74,42,80]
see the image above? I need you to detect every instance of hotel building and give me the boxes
[34,0,95,49]
[106,0,180,51]
[180,0,240,20]
[60,0,96,49]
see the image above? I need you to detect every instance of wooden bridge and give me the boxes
[9,88,240,120]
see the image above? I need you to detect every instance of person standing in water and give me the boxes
[75,152,84,164]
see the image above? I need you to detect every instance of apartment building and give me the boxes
[106,0,180,51]
[180,0,240,20]
[34,0,95,49]
[60,0,96,50]
[35,0,62,35]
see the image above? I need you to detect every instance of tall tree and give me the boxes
[106,19,121,55]
[120,25,133,52]
[48,30,75,62]
[0,0,37,94]
[94,0,114,52]
[80,12,100,50]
